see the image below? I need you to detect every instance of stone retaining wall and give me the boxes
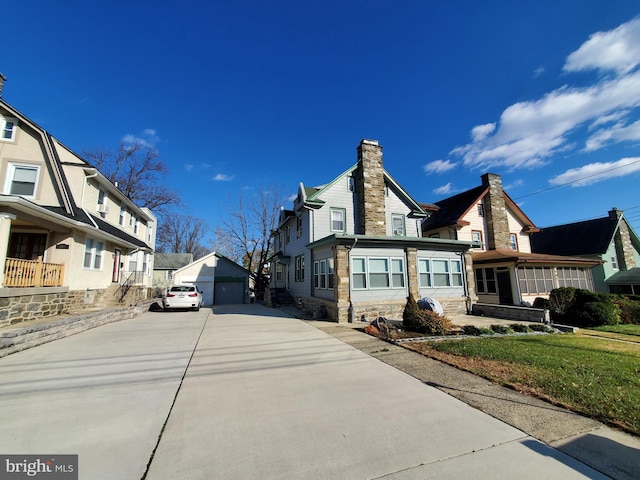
[472,303,550,323]
[0,300,156,358]
[0,286,150,328]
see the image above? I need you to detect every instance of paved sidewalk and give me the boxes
[1,304,635,479]
[0,308,210,480]
[146,305,609,479]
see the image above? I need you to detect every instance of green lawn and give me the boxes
[420,334,640,436]
[593,324,640,336]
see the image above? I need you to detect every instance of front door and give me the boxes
[497,269,514,305]
[112,249,121,283]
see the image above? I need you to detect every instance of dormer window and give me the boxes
[1,116,17,142]
[4,163,39,198]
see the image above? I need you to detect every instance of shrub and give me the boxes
[533,297,551,309]
[403,293,422,330]
[548,287,576,321]
[462,325,481,336]
[613,296,640,324]
[510,323,532,333]
[567,290,620,327]
[491,324,514,334]
[529,323,552,332]
[461,325,494,336]
[415,310,453,336]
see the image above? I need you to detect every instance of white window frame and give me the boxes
[419,258,463,288]
[119,204,126,226]
[392,214,405,236]
[83,238,104,270]
[4,163,40,198]
[1,116,18,142]
[134,216,139,234]
[471,230,483,249]
[330,208,346,233]
[351,256,405,290]
[509,233,518,251]
[97,189,108,211]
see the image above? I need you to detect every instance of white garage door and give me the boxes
[214,282,244,304]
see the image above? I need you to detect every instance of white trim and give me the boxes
[3,162,40,198]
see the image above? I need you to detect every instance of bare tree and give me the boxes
[214,186,283,294]
[83,141,180,215]
[156,214,210,259]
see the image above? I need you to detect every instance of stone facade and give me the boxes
[0,285,149,328]
[610,209,637,270]
[481,173,511,250]
[355,140,386,236]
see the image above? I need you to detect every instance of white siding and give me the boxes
[312,175,357,240]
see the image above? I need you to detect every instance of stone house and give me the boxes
[0,75,156,327]
[421,173,600,306]
[530,208,640,294]
[269,139,475,323]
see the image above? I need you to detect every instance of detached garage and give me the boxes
[172,252,251,306]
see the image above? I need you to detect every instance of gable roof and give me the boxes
[154,253,194,270]
[530,216,620,256]
[302,163,427,217]
[421,183,539,233]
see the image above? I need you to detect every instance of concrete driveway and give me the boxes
[0,304,609,479]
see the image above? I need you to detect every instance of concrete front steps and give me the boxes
[0,300,157,358]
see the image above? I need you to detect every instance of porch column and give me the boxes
[405,247,419,299]
[333,245,350,323]
[0,213,16,286]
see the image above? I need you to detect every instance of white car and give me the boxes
[162,284,203,311]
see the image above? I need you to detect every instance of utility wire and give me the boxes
[513,157,640,201]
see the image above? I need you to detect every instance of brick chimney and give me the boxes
[481,173,511,250]
[609,208,637,270]
[0,73,6,98]
[355,139,386,236]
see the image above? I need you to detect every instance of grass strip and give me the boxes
[405,334,640,436]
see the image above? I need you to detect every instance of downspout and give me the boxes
[457,250,472,314]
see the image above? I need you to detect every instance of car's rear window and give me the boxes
[170,286,195,292]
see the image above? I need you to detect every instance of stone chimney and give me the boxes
[354,139,386,236]
[0,73,6,98]
[481,173,511,250]
[609,208,637,270]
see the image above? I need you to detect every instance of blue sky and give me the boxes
[4,1,640,237]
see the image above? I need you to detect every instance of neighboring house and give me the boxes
[421,173,600,306]
[152,253,193,290]
[172,252,251,306]
[0,75,156,326]
[269,139,475,323]
[530,208,640,294]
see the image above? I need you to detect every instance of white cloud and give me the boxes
[451,17,640,172]
[503,179,524,191]
[122,129,160,148]
[471,123,496,142]
[585,118,640,151]
[424,159,458,174]
[433,182,454,195]
[549,157,640,186]
[185,164,194,171]
[213,173,235,181]
[534,66,545,77]
[564,17,640,74]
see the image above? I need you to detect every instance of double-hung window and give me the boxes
[420,258,463,288]
[351,257,405,290]
[119,205,126,226]
[295,255,305,282]
[392,214,405,236]
[83,238,103,270]
[471,230,483,249]
[1,116,17,141]
[509,233,518,251]
[314,259,333,289]
[5,163,39,197]
[330,208,345,232]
